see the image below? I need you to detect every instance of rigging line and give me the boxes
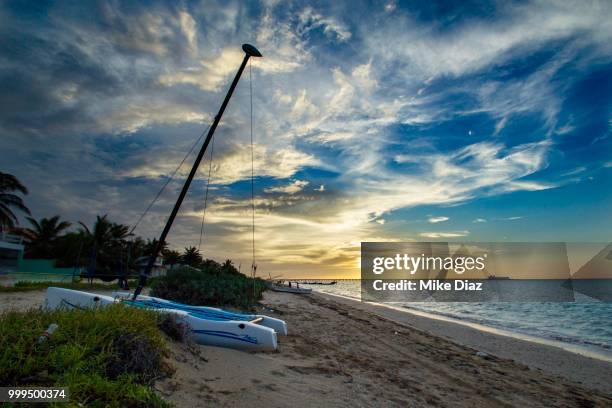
[249,59,256,278]
[198,132,215,252]
[129,122,212,235]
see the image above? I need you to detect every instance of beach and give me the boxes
[2,289,611,407]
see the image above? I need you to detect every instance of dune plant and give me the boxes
[0,304,173,407]
[151,264,267,310]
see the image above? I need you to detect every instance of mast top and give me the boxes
[242,44,262,58]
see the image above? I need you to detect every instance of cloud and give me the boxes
[122,143,319,186]
[159,47,244,92]
[265,180,309,194]
[363,1,612,79]
[505,216,524,221]
[254,8,311,74]
[473,218,487,223]
[178,10,198,57]
[384,2,397,13]
[495,216,524,221]
[419,231,469,238]
[291,90,319,120]
[561,167,586,177]
[428,216,449,223]
[297,7,351,42]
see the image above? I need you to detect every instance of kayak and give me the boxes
[44,287,281,351]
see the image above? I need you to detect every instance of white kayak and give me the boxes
[44,287,281,352]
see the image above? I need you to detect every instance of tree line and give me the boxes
[1,171,221,280]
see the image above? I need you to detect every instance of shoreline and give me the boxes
[314,291,612,394]
[318,291,612,363]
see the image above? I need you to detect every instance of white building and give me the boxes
[0,232,25,273]
[135,255,167,278]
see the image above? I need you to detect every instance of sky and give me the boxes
[0,0,611,278]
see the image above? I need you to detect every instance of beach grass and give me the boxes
[0,304,175,407]
[0,279,139,293]
[151,267,267,310]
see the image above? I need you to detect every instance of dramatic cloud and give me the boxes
[1,0,610,277]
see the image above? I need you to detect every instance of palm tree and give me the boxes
[24,215,72,258]
[0,172,30,231]
[162,249,181,268]
[79,215,133,281]
[221,259,240,275]
[144,238,168,257]
[181,246,203,267]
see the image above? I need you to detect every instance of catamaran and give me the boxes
[45,287,285,351]
[46,44,289,352]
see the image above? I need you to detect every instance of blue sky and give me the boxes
[0,0,610,277]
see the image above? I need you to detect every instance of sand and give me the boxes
[3,289,611,407]
[317,292,612,394]
[158,291,612,407]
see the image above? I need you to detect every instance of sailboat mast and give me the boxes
[133,44,263,300]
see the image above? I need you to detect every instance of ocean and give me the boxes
[297,279,612,359]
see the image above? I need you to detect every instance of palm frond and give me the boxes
[0,172,28,195]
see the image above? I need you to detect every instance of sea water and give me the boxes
[298,279,612,358]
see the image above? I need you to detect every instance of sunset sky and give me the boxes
[1,1,611,278]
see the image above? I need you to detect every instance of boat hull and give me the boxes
[113,292,288,336]
[45,287,278,351]
[269,284,312,294]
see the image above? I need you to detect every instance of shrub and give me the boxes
[151,266,267,310]
[0,304,172,407]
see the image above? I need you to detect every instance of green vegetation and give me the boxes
[180,246,203,267]
[0,280,139,293]
[151,262,267,310]
[2,172,256,301]
[0,305,174,407]
[22,215,72,259]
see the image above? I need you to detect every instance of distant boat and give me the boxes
[302,281,337,285]
[488,275,510,280]
[268,281,312,294]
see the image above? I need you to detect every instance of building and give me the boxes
[135,255,167,278]
[0,232,25,273]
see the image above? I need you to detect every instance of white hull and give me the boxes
[113,291,288,336]
[45,287,279,351]
[269,284,312,294]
